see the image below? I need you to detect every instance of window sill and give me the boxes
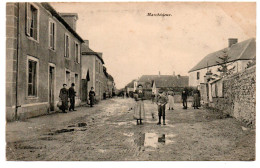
[26,96,39,100]
[49,48,56,52]
[27,36,39,43]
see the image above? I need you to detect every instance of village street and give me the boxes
[6,98,255,161]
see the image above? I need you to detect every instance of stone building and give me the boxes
[81,41,106,101]
[188,38,256,87]
[6,2,84,121]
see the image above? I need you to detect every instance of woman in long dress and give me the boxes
[193,90,201,109]
[167,92,175,110]
[133,85,145,125]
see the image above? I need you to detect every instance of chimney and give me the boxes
[173,71,175,76]
[97,52,103,58]
[84,40,89,47]
[159,71,161,76]
[60,13,78,31]
[177,74,181,79]
[228,38,238,47]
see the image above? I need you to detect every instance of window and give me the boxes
[27,58,38,97]
[74,42,80,63]
[64,34,70,57]
[95,60,98,72]
[197,72,200,80]
[26,3,39,41]
[65,70,71,86]
[49,20,56,50]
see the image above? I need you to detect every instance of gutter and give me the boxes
[15,3,21,120]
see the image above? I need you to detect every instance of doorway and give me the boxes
[49,66,55,111]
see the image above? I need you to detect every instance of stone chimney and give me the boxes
[60,13,78,31]
[159,71,161,76]
[228,38,238,47]
[173,71,175,76]
[84,40,89,47]
[97,52,103,59]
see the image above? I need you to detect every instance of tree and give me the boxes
[246,58,256,69]
[213,49,235,78]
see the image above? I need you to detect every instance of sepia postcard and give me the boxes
[4,0,256,163]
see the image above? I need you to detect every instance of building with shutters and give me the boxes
[6,2,84,121]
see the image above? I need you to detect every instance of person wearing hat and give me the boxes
[69,83,77,111]
[156,90,168,125]
[59,84,69,113]
[89,87,96,107]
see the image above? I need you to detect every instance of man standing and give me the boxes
[89,87,95,107]
[156,91,168,125]
[59,84,69,113]
[182,90,188,109]
[69,83,76,111]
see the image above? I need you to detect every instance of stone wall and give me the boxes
[210,66,256,127]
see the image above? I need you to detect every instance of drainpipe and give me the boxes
[15,3,20,120]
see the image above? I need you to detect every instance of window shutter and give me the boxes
[53,23,55,49]
[64,34,67,57]
[49,22,51,48]
[25,3,30,36]
[67,36,71,57]
[78,45,80,63]
[74,42,76,62]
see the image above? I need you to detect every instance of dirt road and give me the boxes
[6,98,255,161]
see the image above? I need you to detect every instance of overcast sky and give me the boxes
[51,2,255,89]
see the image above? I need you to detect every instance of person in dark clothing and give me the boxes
[69,83,76,111]
[182,90,188,109]
[89,87,95,107]
[59,84,69,113]
[156,91,168,125]
[103,92,106,100]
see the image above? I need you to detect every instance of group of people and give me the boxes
[59,83,77,113]
[133,85,201,125]
[59,84,97,113]
[133,84,170,125]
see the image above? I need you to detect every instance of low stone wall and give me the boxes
[209,66,256,127]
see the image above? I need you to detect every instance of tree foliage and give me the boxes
[214,49,235,78]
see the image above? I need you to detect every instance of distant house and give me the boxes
[125,80,136,96]
[137,74,189,92]
[188,38,256,87]
[81,40,105,101]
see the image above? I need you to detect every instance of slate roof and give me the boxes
[189,38,256,73]
[138,75,189,88]
[81,43,104,64]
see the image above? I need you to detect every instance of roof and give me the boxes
[126,80,135,88]
[138,75,189,88]
[81,43,104,64]
[189,38,256,73]
[41,3,84,43]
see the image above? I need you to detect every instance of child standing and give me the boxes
[156,91,168,125]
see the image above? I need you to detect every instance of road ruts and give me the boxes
[44,101,132,161]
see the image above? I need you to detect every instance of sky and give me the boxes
[51,2,256,89]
